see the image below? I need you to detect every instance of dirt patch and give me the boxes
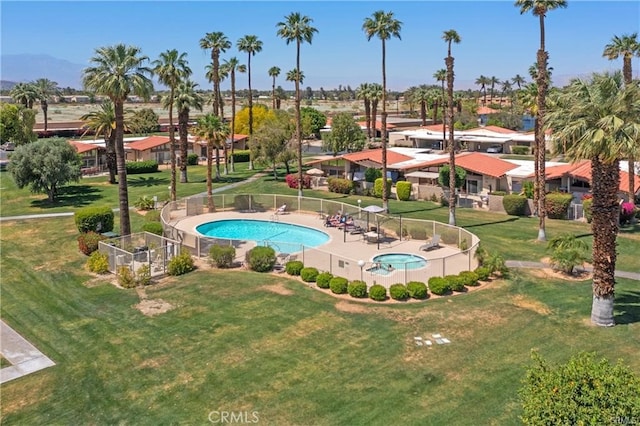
[529,267,592,282]
[334,300,370,314]
[511,294,552,315]
[261,283,294,296]
[82,274,112,288]
[137,355,170,369]
[135,299,174,316]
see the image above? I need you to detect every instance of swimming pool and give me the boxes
[368,253,428,275]
[196,219,330,253]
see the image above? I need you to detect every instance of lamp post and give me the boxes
[358,259,365,281]
[357,199,362,219]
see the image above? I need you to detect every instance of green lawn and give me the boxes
[1,217,639,424]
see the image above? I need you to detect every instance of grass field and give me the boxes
[1,166,639,424]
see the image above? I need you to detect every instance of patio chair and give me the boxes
[414,337,424,347]
[275,204,287,215]
[419,234,441,251]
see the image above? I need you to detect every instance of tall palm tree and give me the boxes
[603,32,640,203]
[171,80,203,183]
[488,76,500,102]
[516,0,567,242]
[500,80,513,98]
[277,12,318,197]
[10,82,38,109]
[368,83,383,143]
[152,49,191,201]
[192,114,230,212]
[33,78,61,132]
[474,75,490,105]
[546,72,640,326]
[237,34,263,170]
[268,66,281,110]
[363,10,402,213]
[443,29,462,226]
[199,32,231,117]
[356,83,372,139]
[428,88,441,124]
[434,69,447,148]
[222,57,246,173]
[83,44,153,237]
[412,86,430,126]
[512,74,526,89]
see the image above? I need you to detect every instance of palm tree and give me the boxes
[512,74,526,89]
[363,10,402,213]
[603,33,640,203]
[268,66,281,110]
[443,29,461,226]
[546,72,640,326]
[222,57,246,173]
[368,83,383,143]
[488,76,500,102]
[152,49,191,201]
[356,83,372,139]
[428,88,441,124]
[192,114,230,212]
[277,12,318,197]
[171,80,203,183]
[500,80,513,98]
[10,82,38,109]
[237,34,263,169]
[33,78,61,132]
[83,44,153,237]
[199,32,231,117]
[474,75,490,105]
[434,69,447,148]
[412,86,430,126]
[516,0,568,242]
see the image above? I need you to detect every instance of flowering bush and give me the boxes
[620,202,636,224]
[285,174,312,189]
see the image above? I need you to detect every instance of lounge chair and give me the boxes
[275,204,287,215]
[419,234,441,251]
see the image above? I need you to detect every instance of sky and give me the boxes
[1,0,639,91]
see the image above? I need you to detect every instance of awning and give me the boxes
[354,159,381,168]
[405,171,440,179]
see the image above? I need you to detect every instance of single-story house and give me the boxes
[68,140,106,173]
[192,134,249,159]
[125,135,172,163]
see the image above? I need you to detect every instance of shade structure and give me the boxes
[361,205,384,213]
[305,167,325,176]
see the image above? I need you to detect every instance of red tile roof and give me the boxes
[476,106,499,115]
[542,160,640,193]
[341,148,412,166]
[357,120,397,130]
[417,124,450,133]
[126,136,170,151]
[466,125,514,134]
[412,152,518,178]
[69,140,99,154]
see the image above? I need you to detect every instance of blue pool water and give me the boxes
[196,219,330,253]
[368,253,428,275]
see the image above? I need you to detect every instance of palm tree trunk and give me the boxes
[215,147,221,180]
[179,109,189,183]
[272,76,276,110]
[536,49,548,241]
[590,157,619,326]
[106,133,117,184]
[230,73,237,173]
[169,89,177,202]
[114,100,131,236]
[446,56,456,226]
[381,40,388,213]
[207,142,214,212]
[628,157,636,204]
[296,40,304,198]
[42,101,48,132]
[420,101,426,126]
[365,100,371,142]
[247,55,254,171]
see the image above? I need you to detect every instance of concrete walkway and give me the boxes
[0,320,55,384]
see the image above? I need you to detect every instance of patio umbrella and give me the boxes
[305,167,325,176]
[362,205,384,232]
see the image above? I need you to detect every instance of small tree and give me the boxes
[300,106,327,138]
[547,234,590,275]
[129,108,160,135]
[0,103,37,145]
[324,112,365,155]
[8,138,82,202]
[438,165,466,190]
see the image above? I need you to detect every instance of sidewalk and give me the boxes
[0,320,55,384]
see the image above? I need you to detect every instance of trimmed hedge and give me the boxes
[316,272,333,289]
[396,181,412,201]
[245,246,276,272]
[209,244,236,268]
[459,270,480,287]
[445,275,466,292]
[428,277,450,295]
[75,206,114,233]
[369,284,387,301]
[511,146,530,155]
[474,266,491,281]
[407,281,428,299]
[230,149,250,163]
[285,260,304,276]
[329,277,348,294]
[389,283,409,300]
[364,167,382,183]
[187,153,199,165]
[347,280,367,298]
[126,160,158,174]
[545,192,573,219]
[300,267,319,282]
[373,178,392,198]
[327,177,354,194]
[142,222,163,236]
[502,194,528,216]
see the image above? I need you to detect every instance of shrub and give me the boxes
[364,167,382,183]
[389,283,409,300]
[545,192,573,219]
[285,173,312,189]
[347,280,368,298]
[245,246,276,272]
[126,160,158,174]
[490,190,508,196]
[77,231,105,255]
[519,351,640,425]
[406,281,428,299]
[285,260,304,276]
[144,210,161,222]
[86,250,109,274]
[327,177,354,194]
[329,277,348,294]
[230,149,250,163]
[373,178,392,198]
[511,145,530,155]
[428,277,450,296]
[167,251,195,276]
[369,284,387,301]
[484,253,508,276]
[187,153,199,165]
[459,270,480,287]
[142,222,163,236]
[502,194,528,216]
[134,195,155,210]
[547,234,590,275]
[522,181,535,199]
[582,198,593,223]
[135,264,152,286]
[75,206,114,233]
[445,275,466,292]
[474,266,491,281]
[396,181,412,201]
[117,266,136,288]
[209,244,236,268]
[300,267,319,282]
[620,202,636,224]
[316,272,333,289]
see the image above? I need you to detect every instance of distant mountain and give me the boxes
[1,54,84,89]
[1,80,18,91]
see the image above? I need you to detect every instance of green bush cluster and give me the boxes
[187,153,199,165]
[134,196,155,210]
[316,272,333,289]
[135,264,152,286]
[117,266,136,288]
[142,222,163,236]
[86,251,109,274]
[369,284,387,301]
[373,178,392,198]
[77,231,105,255]
[329,277,348,294]
[490,190,508,196]
[483,253,508,276]
[209,244,236,268]
[406,281,428,299]
[395,181,412,201]
[167,251,195,276]
[582,198,593,223]
[126,160,158,174]
[230,149,250,163]
[245,246,276,272]
[347,280,367,298]
[511,146,530,155]
[428,277,450,295]
[459,271,479,287]
[474,266,491,281]
[300,267,319,282]
[327,177,354,194]
[522,181,535,199]
[545,192,573,219]
[285,260,304,276]
[74,206,114,233]
[389,283,409,300]
[445,275,466,292]
[145,210,161,222]
[364,168,382,183]
[502,194,529,216]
